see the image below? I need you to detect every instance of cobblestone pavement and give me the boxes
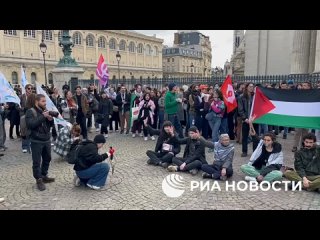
[0,125,319,210]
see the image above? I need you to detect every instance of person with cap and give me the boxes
[73,134,113,190]
[164,83,184,138]
[167,126,207,175]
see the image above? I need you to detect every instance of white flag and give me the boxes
[21,65,28,94]
[0,71,21,106]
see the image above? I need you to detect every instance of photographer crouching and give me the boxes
[25,94,59,191]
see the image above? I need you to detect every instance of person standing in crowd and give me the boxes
[7,102,20,140]
[116,85,130,134]
[131,84,143,138]
[96,91,113,138]
[200,134,234,180]
[285,133,320,192]
[50,87,62,142]
[165,83,183,138]
[20,84,34,153]
[0,104,9,152]
[73,86,89,140]
[292,81,312,152]
[168,126,207,175]
[25,94,55,191]
[187,85,198,135]
[62,81,70,94]
[150,89,159,130]
[61,90,78,124]
[145,121,180,168]
[238,82,259,157]
[73,134,112,190]
[86,84,99,133]
[157,90,166,130]
[235,83,245,144]
[107,87,119,133]
[139,93,156,141]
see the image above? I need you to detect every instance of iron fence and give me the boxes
[69,74,320,91]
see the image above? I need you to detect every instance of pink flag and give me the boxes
[96,54,109,87]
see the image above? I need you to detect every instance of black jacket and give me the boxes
[116,92,131,112]
[146,125,181,155]
[73,140,109,171]
[25,107,53,142]
[177,137,207,164]
[237,94,254,121]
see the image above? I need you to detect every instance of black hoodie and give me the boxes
[73,140,109,171]
[146,125,181,155]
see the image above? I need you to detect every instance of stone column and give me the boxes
[290,30,311,74]
[308,30,316,73]
[313,30,320,73]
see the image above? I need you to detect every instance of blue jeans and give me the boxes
[158,110,164,129]
[219,117,228,134]
[283,127,288,136]
[259,124,269,135]
[76,162,110,187]
[22,136,31,153]
[167,114,183,138]
[208,117,222,142]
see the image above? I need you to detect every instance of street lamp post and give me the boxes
[190,63,194,79]
[116,50,121,81]
[39,39,48,86]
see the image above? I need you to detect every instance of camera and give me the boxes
[48,111,59,118]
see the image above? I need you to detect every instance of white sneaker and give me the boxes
[104,134,108,138]
[132,133,136,138]
[167,165,178,172]
[144,137,148,141]
[22,149,27,153]
[244,176,257,182]
[0,197,4,203]
[73,176,81,187]
[151,136,156,141]
[88,128,93,133]
[87,183,101,190]
[139,133,144,137]
[51,143,54,146]
[96,128,100,132]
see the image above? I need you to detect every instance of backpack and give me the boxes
[66,142,83,164]
[20,108,37,137]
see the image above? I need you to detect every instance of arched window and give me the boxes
[131,75,134,79]
[90,74,94,80]
[154,46,158,56]
[146,45,152,55]
[98,36,106,48]
[42,30,53,41]
[86,34,95,47]
[119,40,126,51]
[140,76,143,80]
[31,72,36,84]
[24,30,36,38]
[137,43,143,54]
[48,73,53,85]
[109,38,116,50]
[112,75,116,80]
[72,32,82,45]
[4,30,17,36]
[12,71,18,84]
[122,75,126,80]
[129,42,135,52]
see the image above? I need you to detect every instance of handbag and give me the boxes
[131,103,139,121]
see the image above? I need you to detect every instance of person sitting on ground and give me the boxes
[240,121,283,183]
[200,133,234,181]
[73,134,112,190]
[167,126,207,175]
[145,120,180,168]
[53,123,81,160]
[284,133,320,192]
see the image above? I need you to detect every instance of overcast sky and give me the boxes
[135,30,233,68]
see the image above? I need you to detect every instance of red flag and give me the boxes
[250,87,275,120]
[96,54,109,87]
[220,75,237,113]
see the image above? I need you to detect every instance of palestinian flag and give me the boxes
[250,87,320,129]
